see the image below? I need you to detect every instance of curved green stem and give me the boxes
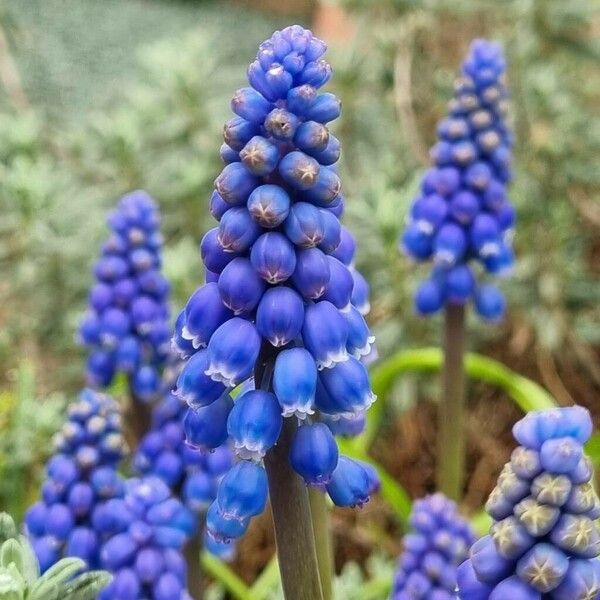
[200,552,252,600]
[308,488,334,600]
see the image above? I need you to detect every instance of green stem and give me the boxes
[438,304,466,501]
[200,551,252,600]
[183,528,204,599]
[256,345,324,600]
[308,488,334,600]
[125,380,153,448]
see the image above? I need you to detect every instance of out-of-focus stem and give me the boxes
[437,304,466,501]
[256,344,324,600]
[183,529,204,599]
[308,487,333,600]
[125,381,153,448]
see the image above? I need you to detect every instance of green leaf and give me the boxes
[0,516,17,545]
[15,536,39,585]
[62,571,112,600]
[365,348,557,451]
[0,540,23,574]
[39,557,85,588]
[249,556,279,600]
[200,552,252,600]
[0,564,25,600]
[585,432,600,467]
[28,579,59,600]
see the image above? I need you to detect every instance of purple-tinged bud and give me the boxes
[154,573,184,600]
[318,209,342,254]
[66,527,99,565]
[265,108,300,140]
[239,136,279,176]
[290,423,338,487]
[284,202,325,247]
[273,348,317,419]
[551,559,600,600]
[469,535,515,584]
[217,461,268,520]
[214,162,259,205]
[231,87,271,123]
[474,284,505,320]
[115,336,141,372]
[306,92,341,123]
[291,247,330,299]
[183,283,233,350]
[550,514,600,558]
[470,213,501,257]
[218,257,266,315]
[326,456,373,507]
[287,84,317,115]
[218,208,262,253]
[220,143,239,164]
[256,286,304,347]
[457,560,495,600]
[200,227,238,273]
[322,256,354,310]
[175,349,227,409]
[488,576,540,599]
[302,301,348,369]
[250,232,296,283]
[411,194,449,234]
[247,185,291,228]
[531,472,572,506]
[247,60,276,101]
[311,134,340,165]
[227,390,282,460]
[264,64,293,98]
[295,120,329,153]
[300,167,341,207]
[539,437,583,475]
[223,116,259,151]
[515,543,568,593]
[490,516,535,559]
[183,471,214,512]
[279,151,320,190]
[465,161,493,191]
[89,283,113,312]
[205,318,261,386]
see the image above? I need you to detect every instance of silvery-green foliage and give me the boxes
[0,513,110,600]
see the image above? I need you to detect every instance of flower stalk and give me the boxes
[308,487,334,600]
[438,303,466,501]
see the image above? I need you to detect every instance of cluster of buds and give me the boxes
[172,25,379,546]
[400,40,515,320]
[96,477,194,600]
[392,493,475,599]
[25,389,127,572]
[458,406,600,599]
[79,191,171,400]
[134,361,236,560]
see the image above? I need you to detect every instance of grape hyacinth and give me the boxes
[172,25,380,550]
[79,190,170,400]
[392,493,476,599]
[458,406,600,599]
[25,389,127,572]
[97,476,195,600]
[134,360,235,560]
[400,40,514,320]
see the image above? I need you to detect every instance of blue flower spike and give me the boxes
[25,389,127,572]
[97,476,195,600]
[173,25,380,546]
[79,191,170,401]
[392,493,476,599]
[400,39,515,321]
[458,406,600,599]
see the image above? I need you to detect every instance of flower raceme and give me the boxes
[400,40,515,320]
[172,25,379,547]
[134,360,236,560]
[96,477,195,600]
[25,389,127,573]
[79,191,171,401]
[457,406,600,599]
[392,493,475,600]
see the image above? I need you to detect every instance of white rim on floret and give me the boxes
[349,335,376,360]
[316,347,349,371]
[204,363,239,388]
[280,400,315,420]
[234,440,268,462]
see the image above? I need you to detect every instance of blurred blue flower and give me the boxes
[458,406,600,599]
[400,39,514,320]
[97,476,194,600]
[79,191,170,400]
[392,493,475,599]
[25,389,127,572]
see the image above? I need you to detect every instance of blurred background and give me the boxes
[0,0,598,593]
